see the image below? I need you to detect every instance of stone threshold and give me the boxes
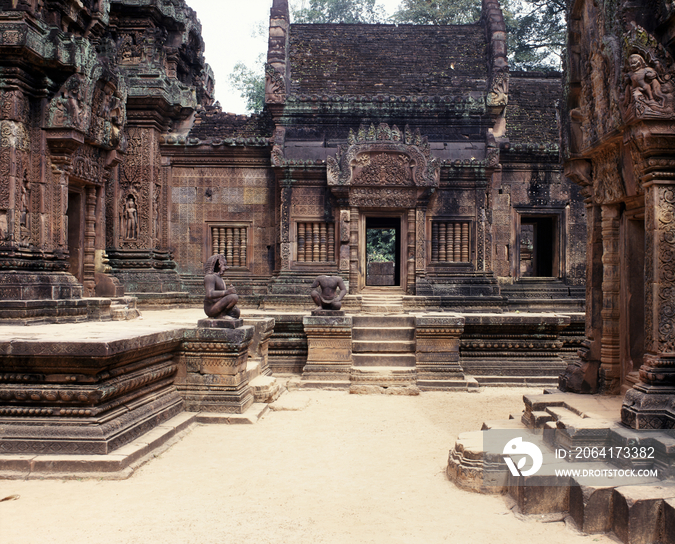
[0,403,270,480]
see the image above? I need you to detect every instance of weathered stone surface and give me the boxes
[612,485,675,544]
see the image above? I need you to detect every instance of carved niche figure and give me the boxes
[19,173,30,245]
[623,54,668,107]
[123,194,138,240]
[52,75,86,129]
[310,275,347,310]
[203,254,241,319]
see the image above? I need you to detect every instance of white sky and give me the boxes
[185,0,403,114]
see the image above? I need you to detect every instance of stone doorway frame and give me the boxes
[512,207,566,280]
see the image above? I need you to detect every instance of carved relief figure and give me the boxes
[310,275,347,310]
[19,174,30,245]
[624,54,667,106]
[123,194,138,240]
[203,254,240,319]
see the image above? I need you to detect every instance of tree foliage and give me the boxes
[392,0,480,25]
[228,55,265,114]
[292,0,388,23]
[507,0,565,70]
[366,228,396,263]
[392,0,565,71]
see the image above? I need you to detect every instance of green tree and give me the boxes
[392,0,480,25]
[366,228,396,263]
[228,56,265,114]
[292,0,388,23]
[392,0,565,71]
[507,0,565,70]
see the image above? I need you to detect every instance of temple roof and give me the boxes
[187,107,273,143]
[288,24,488,97]
[505,72,562,146]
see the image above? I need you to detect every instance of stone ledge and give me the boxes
[0,411,197,479]
[194,403,270,424]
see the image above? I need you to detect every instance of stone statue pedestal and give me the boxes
[175,323,254,414]
[197,318,244,329]
[415,314,470,390]
[311,309,345,317]
[301,315,352,387]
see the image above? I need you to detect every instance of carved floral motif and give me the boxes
[592,145,625,204]
[327,123,439,191]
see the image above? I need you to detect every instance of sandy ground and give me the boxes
[0,387,615,544]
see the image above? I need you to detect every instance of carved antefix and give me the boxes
[620,26,675,121]
[327,123,440,200]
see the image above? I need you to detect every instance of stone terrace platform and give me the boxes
[0,308,580,476]
[447,391,675,543]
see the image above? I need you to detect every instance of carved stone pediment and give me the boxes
[620,26,675,121]
[327,123,440,190]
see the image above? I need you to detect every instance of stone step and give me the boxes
[249,375,282,404]
[472,376,559,386]
[352,315,414,328]
[352,353,416,367]
[352,340,415,353]
[350,366,417,392]
[352,327,415,341]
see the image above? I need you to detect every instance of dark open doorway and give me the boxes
[365,216,400,287]
[519,216,558,278]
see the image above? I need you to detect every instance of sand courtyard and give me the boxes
[1,387,614,544]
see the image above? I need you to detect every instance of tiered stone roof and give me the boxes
[288,24,488,98]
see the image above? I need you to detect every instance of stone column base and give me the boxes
[415,314,468,390]
[301,315,352,387]
[175,324,254,414]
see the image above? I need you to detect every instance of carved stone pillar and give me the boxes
[83,186,96,296]
[559,200,602,393]
[279,184,292,271]
[339,209,350,273]
[108,126,180,294]
[600,204,621,393]
[349,206,359,294]
[622,181,675,428]
[407,208,415,294]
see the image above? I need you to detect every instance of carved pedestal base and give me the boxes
[621,385,675,429]
[0,271,89,323]
[301,315,352,387]
[415,314,467,390]
[0,332,183,454]
[175,325,254,414]
[621,355,675,429]
[558,357,600,394]
[243,317,276,375]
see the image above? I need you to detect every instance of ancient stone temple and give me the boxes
[559,0,675,430]
[0,0,588,457]
[0,0,585,319]
[0,0,214,322]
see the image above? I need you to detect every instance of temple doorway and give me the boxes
[365,216,401,287]
[620,212,645,393]
[67,189,84,284]
[519,215,559,278]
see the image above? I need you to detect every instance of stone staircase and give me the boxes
[360,291,404,314]
[110,296,141,320]
[350,315,418,394]
[447,391,675,543]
